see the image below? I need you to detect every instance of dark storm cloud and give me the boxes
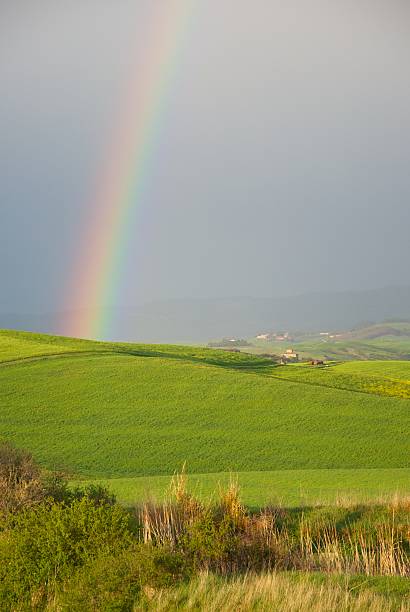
[1,0,410,316]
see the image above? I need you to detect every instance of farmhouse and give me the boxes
[281,348,299,363]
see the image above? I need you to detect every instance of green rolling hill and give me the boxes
[1,329,409,506]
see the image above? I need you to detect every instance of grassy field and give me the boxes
[1,329,409,506]
[271,360,410,399]
[81,468,410,508]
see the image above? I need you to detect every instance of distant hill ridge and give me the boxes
[339,322,410,341]
[1,285,410,342]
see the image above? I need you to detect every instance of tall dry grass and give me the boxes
[141,469,204,548]
[299,512,409,576]
[138,474,410,577]
[147,572,407,612]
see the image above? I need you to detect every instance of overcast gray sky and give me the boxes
[1,0,410,315]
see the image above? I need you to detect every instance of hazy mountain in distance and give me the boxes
[2,286,410,343]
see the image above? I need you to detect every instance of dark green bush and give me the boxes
[42,474,116,506]
[71,482,117,506]
[41,472,73,503]
[182,510,242,570]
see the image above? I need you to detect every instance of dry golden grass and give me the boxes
[147,572,408,612]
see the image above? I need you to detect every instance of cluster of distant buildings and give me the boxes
[255,331,298,363]
[319,332,343,340]
[256,331,294,342]
[211,329,333,366]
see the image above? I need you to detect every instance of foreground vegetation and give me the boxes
[1,442,409,611]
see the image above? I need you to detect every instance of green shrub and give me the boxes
[181,509,243,571]
[0,498,134,608]
[56,545,189,611]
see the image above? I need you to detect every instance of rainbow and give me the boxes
[64,0,194,340]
